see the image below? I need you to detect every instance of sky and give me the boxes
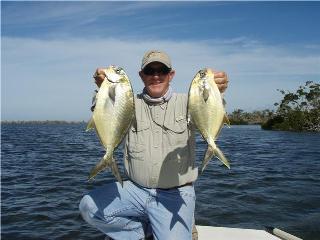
[1,1,320,121]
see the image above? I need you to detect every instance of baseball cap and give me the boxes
[141,50,172,69]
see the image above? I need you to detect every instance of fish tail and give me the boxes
[88,151,112,181]
[214,146,230,169]
[200,144,215,174]
[200,144,230,173]
[111,157,123,187]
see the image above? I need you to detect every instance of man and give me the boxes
[79,50,229,240]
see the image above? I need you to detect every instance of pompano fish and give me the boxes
[86,65,135,185]
[187,68,230,173]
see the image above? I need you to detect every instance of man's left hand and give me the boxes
[213,70,229,93]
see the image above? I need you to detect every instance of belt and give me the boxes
[128,179,193,191]
[158,182,193,191]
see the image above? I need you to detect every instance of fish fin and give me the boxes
[131,113,137,131]
[186,112,190,123]
[203,88,209,102]
[214,146,230,169]
[200,144,215,174]
[108,85,116,104]
[224,113,231,128]
[88,151,113,181]
[86,117,95,132]
[111,157,123,187]
[187,114,192,125]
[88,151,123,185]
[222,98,227,106]
[200,144,230,173]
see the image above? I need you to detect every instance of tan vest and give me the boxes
[124,93,198,188]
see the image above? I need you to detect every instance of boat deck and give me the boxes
[197,226,281,240]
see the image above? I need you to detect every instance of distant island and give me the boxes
[261,81,319,132]
[227,81,320,132]
[228,109,273,125]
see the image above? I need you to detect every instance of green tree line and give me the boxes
[228,109,274,125]
[262,81,319,132]
[228,81,319,132]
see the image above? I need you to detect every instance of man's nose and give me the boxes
[151,73,161,78]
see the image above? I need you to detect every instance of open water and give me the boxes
[1,123,320,240]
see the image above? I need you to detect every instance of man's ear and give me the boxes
[169,70,175,82]
[139,71,145,82]
[139,71,147,84]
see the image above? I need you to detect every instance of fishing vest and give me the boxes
[124,93,198,188]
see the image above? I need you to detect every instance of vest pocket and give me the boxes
[164,116,187,133]
[129,120,149,147]
[127,142,145,161]
[164,117,188,146]
[131,120,150,132]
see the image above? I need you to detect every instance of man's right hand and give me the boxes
[93,68,106,88]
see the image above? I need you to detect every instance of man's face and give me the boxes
[139,62,175,98]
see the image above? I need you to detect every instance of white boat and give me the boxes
[196,226,303,240]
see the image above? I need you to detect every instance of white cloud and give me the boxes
[2,2,170,26]
[2,37,320,120]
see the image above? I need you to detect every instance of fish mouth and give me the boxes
[104,65,124,83]
[106,72,121,83]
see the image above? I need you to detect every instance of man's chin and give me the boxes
[146,87,164,97]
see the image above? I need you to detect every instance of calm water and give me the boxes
[1,124,320,240]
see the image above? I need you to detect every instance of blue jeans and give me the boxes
[79,180,195,240]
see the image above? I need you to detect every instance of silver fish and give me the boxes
[187,68,230,173]
[86,65,135,185]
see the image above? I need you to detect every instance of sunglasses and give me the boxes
[142,66,171,76]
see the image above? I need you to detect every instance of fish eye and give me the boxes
[115,67,124,75]
[199,70,206,78]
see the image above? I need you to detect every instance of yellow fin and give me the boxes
[86,117,95,132]
[200,144,230,174]
[224,113,231,128]
[203,88,209,102]
[108,85,116,104]
[214,146,230,169]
